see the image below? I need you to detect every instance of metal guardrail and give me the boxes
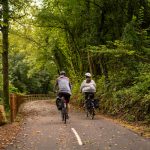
[25,94,51,101]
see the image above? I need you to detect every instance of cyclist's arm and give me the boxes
[54,79,58,92]
[69,82,72,90]
[80,80,85,92]
[92,80,96,88]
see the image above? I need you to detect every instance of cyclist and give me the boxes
[80,72,96,105]
[54,71,71,118]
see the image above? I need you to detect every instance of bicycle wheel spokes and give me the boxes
[62,107,67,124]
[84,99,95,120]
[86,108,89,118]
[88,107,94,119]
[61,110,64,121]
[64,113,67,124]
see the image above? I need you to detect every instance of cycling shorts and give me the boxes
[58,92,71,103]
[84,92,94,100]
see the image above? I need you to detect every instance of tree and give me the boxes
[1,0,9,111]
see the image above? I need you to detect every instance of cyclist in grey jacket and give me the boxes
[54,71,71,118]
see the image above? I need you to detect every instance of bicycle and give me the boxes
[85,94,95,119]
[56,95,68,124]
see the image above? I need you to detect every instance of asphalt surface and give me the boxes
[5,100,150,150]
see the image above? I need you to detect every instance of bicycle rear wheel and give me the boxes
[89,107,95,119]
[61,107,67,124]
[86,108,89,118]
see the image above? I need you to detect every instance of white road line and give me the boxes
[71,128,83,146]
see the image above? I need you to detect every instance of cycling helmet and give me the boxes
[60,71,66,75]
[85,72,91,77]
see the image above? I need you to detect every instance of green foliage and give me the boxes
[96,62,150,124]
[35,0,150,124]
[9,84,19,93]
[9,49,55,94]
[95,76,106,95]
[123,20,140,49]
[0,0,149,123]
[71,81,83,106]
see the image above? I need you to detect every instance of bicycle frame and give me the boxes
[85,95,95,119]
[60,96,68,124]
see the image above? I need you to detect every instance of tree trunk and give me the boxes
[100,54,109,85]
[85,0,93,74]
[87,51,93,75]
[2,0,9,111]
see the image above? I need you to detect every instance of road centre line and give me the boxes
[71,128,83,146]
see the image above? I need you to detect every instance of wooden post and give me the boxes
[10,94,15,122]
[10,94,13,122]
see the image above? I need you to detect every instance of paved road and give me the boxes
[6,100,150,150]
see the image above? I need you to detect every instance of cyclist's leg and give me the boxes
[58,92,63,99]
[85,92,94,110]
[87,92,94,99]
[63,93,70,119]
[85,92,89,100]
[64,93,70,113]
[84,92,90,106]
[59,93,70,112]
[91,93,94,99]
[90,93,95,116]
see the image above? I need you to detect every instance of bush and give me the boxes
[71,81,83,106]
[95,63,150,124]
[9,83,19,93]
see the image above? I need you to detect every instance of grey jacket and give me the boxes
[56,75,72,95]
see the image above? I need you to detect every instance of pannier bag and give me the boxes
[56,97,62,110]
[94,99,99,108]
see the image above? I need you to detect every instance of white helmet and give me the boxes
[85,72,91,77]
[60,71,66,75]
